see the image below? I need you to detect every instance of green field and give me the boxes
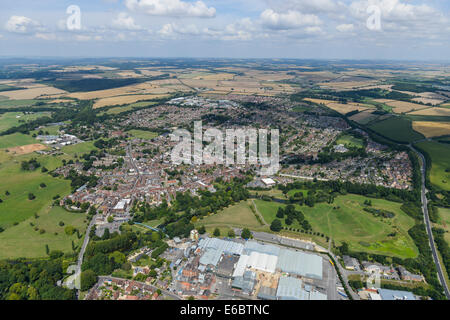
[61,141,98,158]
[0,205,87,259]
[195,200,265,234]
[254,194,418,258]
[0,99,44,108]
[0,152,72,227]
[0,112,51,132]
[415,141,450,191]
[435,207,450,244]
[127,129,159,140]
[0,132,38,149]
[336,134,364,148]
[369,116,424,143]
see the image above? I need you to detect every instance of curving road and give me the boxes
[410,145,450,299]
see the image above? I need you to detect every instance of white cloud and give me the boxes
[260,9,321,30]
[112,13,142,30]
[125,0,216,18]
[5,16,41,34]
[336,24,354,32]
[35,33,56,41]
[158,23,199,38]
[350,0,442,24]
[75,35,93,41]
[266,0,341,14]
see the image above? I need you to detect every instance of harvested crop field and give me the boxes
[327,102,373,114]
[372,100,429,114]
[349,111,379,124]
[412,121,450,138]
[0,85,67,100]
[304,98,373,114]
[6,143,47,155]
[409,107,450,117]
[93,94,170,109]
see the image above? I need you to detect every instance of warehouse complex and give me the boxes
[186,237,327,300]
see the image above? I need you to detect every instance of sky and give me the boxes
[0,0,449,60]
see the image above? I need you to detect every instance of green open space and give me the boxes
[126,129,159,140]
[195,200,266,233]
[415,141,450,191]
[254,194,418,258]
[0,132,38,149]
[0,205,87,259]
[435,207,450,244]
[336,134,364,148]
[0,112,51,132]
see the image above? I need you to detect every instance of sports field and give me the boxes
[127,129,159,140]
[415,141,450,191]
[254,194,418,258]
[336,134,364,148]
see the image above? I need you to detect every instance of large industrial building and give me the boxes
[194,237,326,300]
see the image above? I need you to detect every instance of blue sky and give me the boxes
[0,0,449,60]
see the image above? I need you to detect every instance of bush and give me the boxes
[64,225,76,236]
[241,228,252,239]
[270,219,282,232]
[80,270,97,291]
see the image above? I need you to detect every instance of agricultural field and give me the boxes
[349,110,379,125]
[372,100,430,114]
[93,94,170,109]
[195,200,266,234]
[0,205,87,259]
[408,107,450,117]
[0,84,66,100]
[412,121,450,138]
[415,141,450,191]
[100,101,158,115]
[254,194,418,258]
[0,99,44,108]
[368,117,424,143]
[303,98,373,114]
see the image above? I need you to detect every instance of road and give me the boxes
[410,145,450,299]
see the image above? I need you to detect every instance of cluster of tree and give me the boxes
[275,205,311,230]
[278,179,420,204]
[316,147,367,164]
[363,207,395,219]
[65,169,99,191]
[406,224,445,299]
[288,189,333,207]
[400,202,423,220]
[93,138,120,150]
[432,228,450,282]
[0,258,76,300]
[21,158,41,171]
